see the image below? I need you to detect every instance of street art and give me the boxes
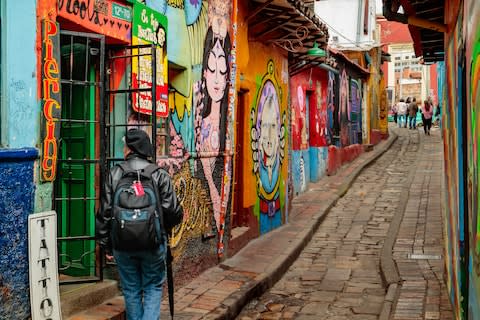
[251,61,286,234]
[465,0,480,315]
[327,71,336,145]
[443,11,463,319]
[170,163,214,252]
[339,69,350,146]
[350,80,362,144]
[316,80,329,146]
[194,24,232,255]
[145,0,234,260]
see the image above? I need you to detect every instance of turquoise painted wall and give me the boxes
[1,0,38,148]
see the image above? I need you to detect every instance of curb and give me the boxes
[378,128,423,320]
[207,132,399,319]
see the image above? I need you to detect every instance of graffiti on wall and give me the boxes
[147,0,234,260]
[327,71,336,145]
[339,69,350,146]
[350,80,362,144]
[443,10,463,319]
[251,60,286,234]
[465,0,480,315]
[315,80,329,146]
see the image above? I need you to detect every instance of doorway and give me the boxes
[54,31,104,282]
[232,90,248,228]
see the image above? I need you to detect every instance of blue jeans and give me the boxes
[398,114,407,127]
[113,245,166,320]
[409,116,417,129]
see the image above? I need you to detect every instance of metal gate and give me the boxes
[104,43,169,170]
[54,30,105,284]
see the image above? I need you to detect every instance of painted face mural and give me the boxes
[205,38,228,103]
[194,26,232,256]
[251,61,286,234]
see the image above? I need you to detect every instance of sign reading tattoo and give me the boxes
[29,211,62,320]
[40,20,61,182]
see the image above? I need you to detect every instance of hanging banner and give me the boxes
[29,211,62,320]
[132,3,168,117]
[40,19,61,182]
[58,0,132,43]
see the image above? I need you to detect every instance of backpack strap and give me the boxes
[141,163,160,179]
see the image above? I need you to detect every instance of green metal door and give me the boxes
[55,31,104,282]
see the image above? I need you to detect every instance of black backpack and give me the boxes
[111,162,163,251]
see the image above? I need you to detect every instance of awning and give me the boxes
[248,0,329,75]
[382,0,445,63]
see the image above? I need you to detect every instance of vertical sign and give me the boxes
[29,211,62,320]
[132,3,168,117]
[40,20,61,182]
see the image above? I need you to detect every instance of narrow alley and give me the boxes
[236,125,453,320]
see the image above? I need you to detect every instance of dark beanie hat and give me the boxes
[125,128,153,158]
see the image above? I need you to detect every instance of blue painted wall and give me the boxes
[292,147,329,196]
[0,1,39,317]
[0,148,37,319]
[292,150,309,196]
[1,0,38,148]
[309,147,328,182]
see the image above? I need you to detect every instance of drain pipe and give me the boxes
[382,0,446,33]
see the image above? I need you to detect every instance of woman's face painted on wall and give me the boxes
[205,39,227,103]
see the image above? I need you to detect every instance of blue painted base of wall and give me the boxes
[309,147,328,182]
[0,148,37,319]
[293,147,328,196]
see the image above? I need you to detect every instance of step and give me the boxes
[60,280,121,318]
[67,296,125,320]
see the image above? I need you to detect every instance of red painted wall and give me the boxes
[290,68,329,150]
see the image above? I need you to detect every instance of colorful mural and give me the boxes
[339,68,351,147]
[443,5,464,319]
[465,0,480,316]
[290,68,329,194]
[327,71,337,145]
[250,60,287,234]
[145,0,235,266]
[350,79,362,144]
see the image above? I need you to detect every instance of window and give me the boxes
[395,56,400,60]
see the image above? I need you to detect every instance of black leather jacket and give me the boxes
[96,154,183,253]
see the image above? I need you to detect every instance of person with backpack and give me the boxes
[96,128,183,320]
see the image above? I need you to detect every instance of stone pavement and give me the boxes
[68,124,453,320]
[235,125,452,319]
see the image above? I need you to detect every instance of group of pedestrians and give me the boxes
[391,96,435,135]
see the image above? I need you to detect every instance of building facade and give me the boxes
[0,0,389,317]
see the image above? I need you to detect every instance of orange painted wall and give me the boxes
[236,1,289,234]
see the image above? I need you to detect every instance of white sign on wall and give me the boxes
[28,211,62,320]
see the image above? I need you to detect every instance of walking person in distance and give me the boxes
[408,97,418,129]
[396,98,408,128]
[422,100,434,135]
[96,128,183,320]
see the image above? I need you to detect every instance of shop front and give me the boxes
[38,0,168,284]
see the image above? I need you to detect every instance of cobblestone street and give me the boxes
[236,126,453,320]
